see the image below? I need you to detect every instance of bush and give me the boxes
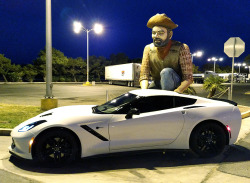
[59,77,65,82]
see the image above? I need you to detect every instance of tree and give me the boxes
[67,57,85,82]
[33,49,46,81]
[215,67,223,73]
[23,64,38,82]
[129,58,142,64]
[244,54,250,65]
[33,48,68,81]
[89,56,108,81]
[192,63,201,73]
[0,54,12,82]
[201,63,213,72]
[110,53,129,65]
[201,63,225,73]
[203,75,226,98]
[52,48,68,79]
[8,64,24,82]
[220,65,232,73]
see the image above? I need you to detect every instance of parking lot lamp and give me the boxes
[234,63,246,73]
[207,57,223,73]
[73,21,103,85]
[245,65,250,73]
[191,51,203,62]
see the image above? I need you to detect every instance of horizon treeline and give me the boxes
[0,48,249,82]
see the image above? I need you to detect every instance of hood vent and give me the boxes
[40,112,53,117]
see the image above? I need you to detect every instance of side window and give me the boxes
[115,103,132,114]
[174,97,197,107]
[132,96,174,113]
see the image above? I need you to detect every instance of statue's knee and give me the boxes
[160,68,174,76]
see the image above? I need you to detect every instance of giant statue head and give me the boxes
[147,13,178,47]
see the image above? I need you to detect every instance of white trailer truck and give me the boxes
[105,63,141,87]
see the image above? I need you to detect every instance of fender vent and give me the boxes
[81,125,109,141]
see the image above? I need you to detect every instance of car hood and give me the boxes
[38,105,107,125]
[39,105,97,118]
[13,105,110,132]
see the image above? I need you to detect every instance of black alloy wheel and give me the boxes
[34,129,78,165]
[190,123,226,158]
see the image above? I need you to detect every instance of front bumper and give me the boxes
[8,132,34,160]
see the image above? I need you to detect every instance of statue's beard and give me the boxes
[153,37,170,47]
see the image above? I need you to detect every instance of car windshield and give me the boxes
[93,93,138,114]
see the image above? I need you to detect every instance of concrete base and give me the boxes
[83,81,92,86]
[41,98,58,111]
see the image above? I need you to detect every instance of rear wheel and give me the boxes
[190,123,226,158]
[34,129,78,165]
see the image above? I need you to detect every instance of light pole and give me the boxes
[191,51,203,62]
[234,63,246,73]
[207,57,223,73]
[45,0,52,98]
[245,65,250,73]
[41,0,58,110]
[73,21,103,85]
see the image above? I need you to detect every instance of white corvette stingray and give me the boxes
[9,89,242,164]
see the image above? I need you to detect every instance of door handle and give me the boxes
[96,126,104,129]
[181,111,186,115]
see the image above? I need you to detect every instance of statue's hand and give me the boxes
[174,88,182,93]
[140,80,149,89]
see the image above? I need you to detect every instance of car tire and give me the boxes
[190,122,226,158]
[34,129,78,165]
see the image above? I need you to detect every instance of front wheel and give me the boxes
[190,123,226,158]
[34,129,78,165]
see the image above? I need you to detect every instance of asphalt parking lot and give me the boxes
[0,83,134,107]
[0,82,249,107]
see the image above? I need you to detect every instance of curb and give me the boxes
[241,111,250,119]
[1,111,250,137]
[0,128,12,136]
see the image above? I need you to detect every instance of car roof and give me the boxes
[129,89,234,106]
[129,89,182,97]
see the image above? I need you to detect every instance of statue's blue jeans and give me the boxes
[148,68,181,90]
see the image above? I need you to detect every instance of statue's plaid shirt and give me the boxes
[139,43,193,82]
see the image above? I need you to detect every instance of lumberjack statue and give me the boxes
[140,13,193,93]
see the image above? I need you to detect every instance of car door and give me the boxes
[109,96,185,151]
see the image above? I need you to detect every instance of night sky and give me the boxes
[0,0,249,67]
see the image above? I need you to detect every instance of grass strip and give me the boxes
[0,103,42,129]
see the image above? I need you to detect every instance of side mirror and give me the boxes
[125,108,140,119]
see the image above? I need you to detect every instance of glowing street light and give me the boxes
[73,21,103,85]
[191,51,203,62]
[73,21,82,34]
[207,57,223,73]
[234,63,246,73]
[93,23,103,34]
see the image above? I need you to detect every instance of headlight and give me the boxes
[18,120,47,132]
